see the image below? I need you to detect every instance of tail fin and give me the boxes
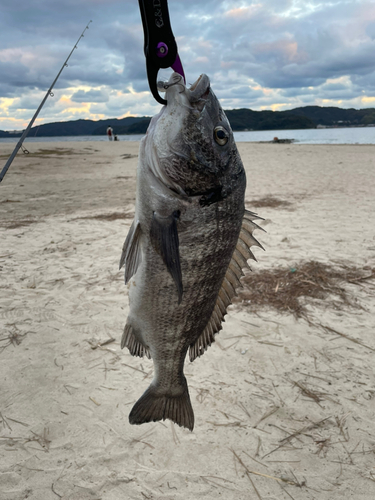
[129,381,194,431]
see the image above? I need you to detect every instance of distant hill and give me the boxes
[224,108,315,131]
[2,106,375,138]
[91,117,151,136]
[284,106,375,126]
[0,116,150,138]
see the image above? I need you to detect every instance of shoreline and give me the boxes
[2,124,375,146]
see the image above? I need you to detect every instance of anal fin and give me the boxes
[121,322,151,359]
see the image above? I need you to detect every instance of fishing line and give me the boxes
[158,74,185,94]
[0,20,92,184]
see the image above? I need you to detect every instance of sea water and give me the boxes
[234,126,375,144]
[0,126,374,145]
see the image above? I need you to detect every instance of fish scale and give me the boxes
[120,73,263,430]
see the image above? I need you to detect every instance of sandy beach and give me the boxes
[0,140,374,500]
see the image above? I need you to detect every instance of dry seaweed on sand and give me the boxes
[237,260,374,320]
[248,196,293,209]
[1,218,39,229]
[0,325,31,352]
[32,148,85,157]
[72,211,134,221]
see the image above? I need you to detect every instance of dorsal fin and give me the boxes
[189,210,264,362]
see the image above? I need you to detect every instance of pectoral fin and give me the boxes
[119,220,142,284]
[150,211,183,304]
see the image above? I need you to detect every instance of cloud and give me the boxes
[1,0,375,130]
[70,88,109,103]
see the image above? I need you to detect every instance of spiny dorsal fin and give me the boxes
[189,209,265,362]
[243,209,265,226]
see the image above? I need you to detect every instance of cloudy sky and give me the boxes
[1,0,375,131]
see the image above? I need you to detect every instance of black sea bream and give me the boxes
[120,73,263,431]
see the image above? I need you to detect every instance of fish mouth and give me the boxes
[188,74,210,103]
[157,73,210,106]
[189,74,204,92]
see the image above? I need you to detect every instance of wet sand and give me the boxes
[0,140,374,499]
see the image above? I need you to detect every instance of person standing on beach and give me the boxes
[107,126,113,141]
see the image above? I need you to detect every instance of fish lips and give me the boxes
[188,74,211,108]
[158,73,211,110]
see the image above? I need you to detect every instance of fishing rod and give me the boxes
[0,20,92,184]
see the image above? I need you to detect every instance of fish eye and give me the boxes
[214,126,228,146]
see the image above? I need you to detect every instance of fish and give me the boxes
[119,72,264,431]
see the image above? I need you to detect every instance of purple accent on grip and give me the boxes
[156,42,168,58]
[171,54,185,83]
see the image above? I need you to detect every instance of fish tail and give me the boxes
[129,379,194,431]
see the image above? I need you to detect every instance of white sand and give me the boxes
[0,141,374,500]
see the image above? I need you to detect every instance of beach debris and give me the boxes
[272,138,294,144]
[120,153,137,159]
[119,73,264,430]
[26,427,51,452]
[89,337,116,350]
[238,260,373,320]
[1,217,39,230]
[0,325,31,352]
[231,448,308,500]
[73,211,134,222]
[248,196,293,209]
[89,396,101,406]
